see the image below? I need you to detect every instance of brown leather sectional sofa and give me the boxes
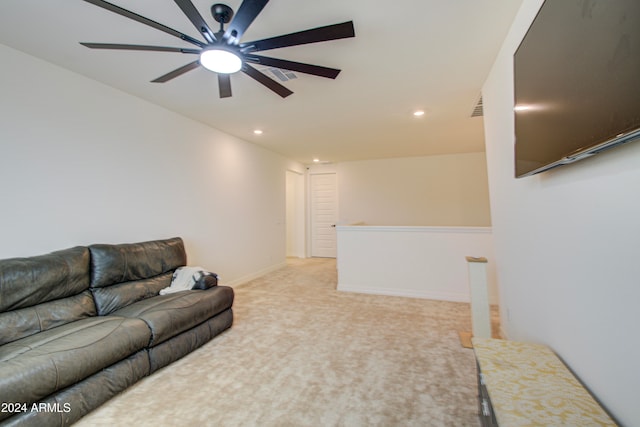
[0,237,234,426]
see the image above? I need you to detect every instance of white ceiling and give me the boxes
[0,0,522,164]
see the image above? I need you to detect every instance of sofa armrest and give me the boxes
[193,273,218,290]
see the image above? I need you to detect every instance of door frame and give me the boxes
[285,169,306,258]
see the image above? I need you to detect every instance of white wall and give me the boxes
[336,154,492,226]
[483,2,640,425]
[0,44,304,284]
[337,225,497,303]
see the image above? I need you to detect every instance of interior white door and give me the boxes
[310,173,337,258]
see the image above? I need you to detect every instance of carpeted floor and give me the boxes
[76,258,482,426]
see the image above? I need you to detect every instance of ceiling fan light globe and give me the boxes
[200,49,242,74]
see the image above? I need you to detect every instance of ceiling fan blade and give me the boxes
[223,0,269,44]
[218,74,232,98]
[240,21,355,52]
[81,0,204,47]
[242,63,293,98]
[173,0,217,43]
[244,55,341,79]
[80,43,200,54]
[151,60,201,83]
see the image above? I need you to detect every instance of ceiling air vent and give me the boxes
[261,67,298,82]
[471,96,483,117]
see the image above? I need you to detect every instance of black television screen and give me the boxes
[514,0,640,178]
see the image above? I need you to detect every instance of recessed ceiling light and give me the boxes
[313,158,320,163]
[413,110,425,117]
[253,129,263,135]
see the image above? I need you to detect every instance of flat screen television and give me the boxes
[514,0,640,178]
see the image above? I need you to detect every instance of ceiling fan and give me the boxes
[79,0,355,98]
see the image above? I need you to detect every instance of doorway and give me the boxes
[285,170,305,258]
[309,172,337,258]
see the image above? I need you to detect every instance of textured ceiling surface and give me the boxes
[0,0,523,164]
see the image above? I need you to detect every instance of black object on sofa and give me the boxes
[0,237,234,426]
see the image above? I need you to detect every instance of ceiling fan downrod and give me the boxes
[211,3,233,35]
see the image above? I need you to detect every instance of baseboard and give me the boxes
[222,261,287,288]
[337,283,470,303]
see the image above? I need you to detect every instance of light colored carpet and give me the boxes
[76,258,481,426]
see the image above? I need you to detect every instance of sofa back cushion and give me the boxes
[89,237,186,315]
[0,246,94,345]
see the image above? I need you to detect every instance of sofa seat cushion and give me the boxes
[0,316,151,407]
[112,286,234,347]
